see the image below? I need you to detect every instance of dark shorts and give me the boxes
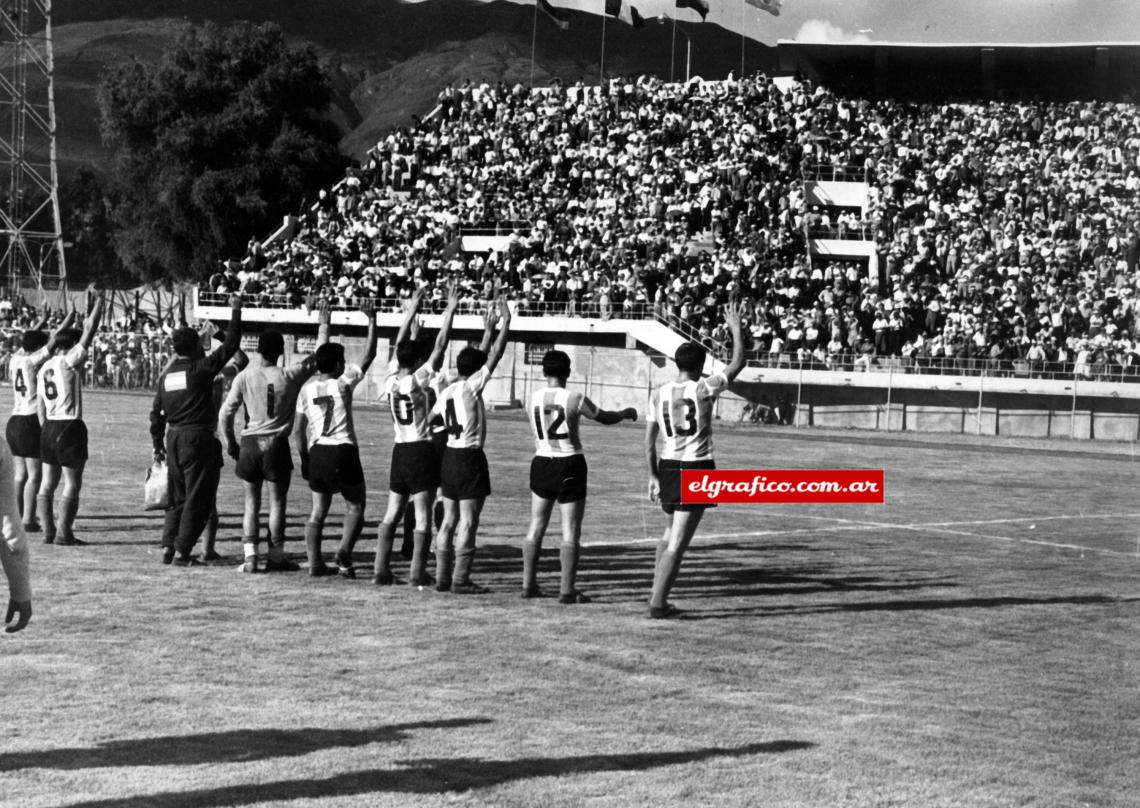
[389,440,438,496]
[235,433,294,483]
[530,454,588,504]
[658,458,717,514]
[6,414,41,458]
[440,446,491,501]
[41,419,89,468]
[308,443,365,495]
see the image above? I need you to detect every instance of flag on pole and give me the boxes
[539,0,571,29]
[605,0,646,28]
[746,0,782,16]
[675,0,709,21]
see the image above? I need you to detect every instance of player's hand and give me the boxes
[622,407,638,422]
[229,292,243,310]
[360,298,376,321]
[152,448,166,465]
[498,295,512,322]
[5,599,31,633]
[723,294,743,331]
[647,477,661,504]
[226,441,239,461]
[445,279,460,311]
[317,297,331,324]
[483,302,500,329]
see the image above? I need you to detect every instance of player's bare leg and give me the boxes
[305,492,335,576]
[649,509,706,618]
[373,491,408,585]
[16,456,41,530]
[57,463,87,545]
[336,483,367,579]
[521,494,555,598]
[452,497,487,594]
[264,478,297,571]
[36,463,61,544]
[435,496,459,591]
[240,481,262,572]
[558,499,589,604]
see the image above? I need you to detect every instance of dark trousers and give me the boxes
[162,426,220,554]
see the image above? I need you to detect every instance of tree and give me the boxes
[58,167,123,286]
[98,21,346,282]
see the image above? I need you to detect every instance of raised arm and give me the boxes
[30,309,50,332]
[483,297,512,376]
[478,301,496,355]
[356,299,379,373]
[722,296,746,383]
[298,298,332,375]
[77,291,105,353]
[429,281,460,371]
[45,308,78,353]
[394,290,423,348]
[219,293,243,363]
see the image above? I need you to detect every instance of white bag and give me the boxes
[144,461,170,511]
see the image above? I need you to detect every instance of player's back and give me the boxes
[38,347,87,421]
[385,363,434,444]
[653,375,727,462]
[10,347,47,416]
[298,366,363,447]
[530,386,588,457]
[234,362,308,438]
[438,367,489,449]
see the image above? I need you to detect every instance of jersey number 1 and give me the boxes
[662,396,696,438]
[533,404,568,440]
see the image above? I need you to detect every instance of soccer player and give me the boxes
[644,298,746,619]
[1,440,32,632]
[149,294,243,566]
[432,296,511,594]
[374,283,459,586]
[521,349,638,603]
[36,291,105,546]
[221,301,330,573]
[294,301,378,578]
[7,309,76,531]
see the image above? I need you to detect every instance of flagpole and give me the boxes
[530,0,539,87]
[600,12,607,84]
[740,0,745,78]
[671,14,677,83]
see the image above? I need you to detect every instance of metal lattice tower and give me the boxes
[0,0,65,300]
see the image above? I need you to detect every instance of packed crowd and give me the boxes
[191,75,1140,377]
[0,296,175,390]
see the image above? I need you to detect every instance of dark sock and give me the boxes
[401,506,415,557]
[267,536,286,563]
[410,529,430,581]
[373,521,396,578]
[337,511,364,564]
[304,521,323,568]
[453,547,475,586]
[559,543,579,597]
[36,495,54,542]
[435,547,454,589]
[650,549,678,609]
[59,496,79,540]
[522,540,541,592]
[433,500,444,531]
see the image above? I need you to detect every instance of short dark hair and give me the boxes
[674,342,706,374]
[55,328,81,351]
[21,329,47,352]
[171,327,199,357]
[456,346,487,377]
[395,339,420,369]
[541,349,571,379]
[258,330,285,362]
[315,343,345,374]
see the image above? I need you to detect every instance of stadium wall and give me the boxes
[273,335,1140,442]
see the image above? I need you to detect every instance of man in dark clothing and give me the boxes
[150,294,243,566]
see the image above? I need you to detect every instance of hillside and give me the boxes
[50,0,776,171]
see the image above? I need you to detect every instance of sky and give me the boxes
[509,0,1140,45]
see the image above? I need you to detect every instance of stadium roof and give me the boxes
[775,40,1140,101]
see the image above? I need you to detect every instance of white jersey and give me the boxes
[428,371,452,435]
[296,365,364,448]
[9,347,49,416]
[651,373,728,462]
[37,346,87,421]
[530,387,599,458]
[433,367,490,449]
[384,361,435,444]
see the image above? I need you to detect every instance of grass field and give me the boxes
[2,388,1139,808]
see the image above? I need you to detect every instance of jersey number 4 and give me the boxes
[532,404,568,440]
[662,397,697,438]
[443,399,464,438]
[13,368,26,396]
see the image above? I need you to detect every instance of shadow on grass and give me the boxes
[0,718,491,772]
[680,594,1140,620]
[55,740,813,807]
